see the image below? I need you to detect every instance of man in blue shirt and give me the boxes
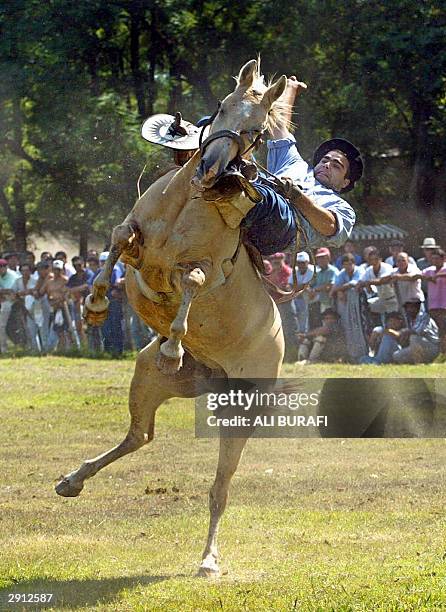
[243,77,362,256]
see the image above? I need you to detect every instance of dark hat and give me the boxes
[313,138,363,193]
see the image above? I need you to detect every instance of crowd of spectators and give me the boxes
[1,237,445,365]
[264,237,446,365]
[0,249,154,356]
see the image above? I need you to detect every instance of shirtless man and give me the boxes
[40,259,70,349]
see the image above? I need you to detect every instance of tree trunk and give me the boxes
[79,224,89,258]
[408,99,435,209]
[11,175,27,252]
[129,3,146,118]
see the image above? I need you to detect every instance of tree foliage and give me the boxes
[0,0,445,251]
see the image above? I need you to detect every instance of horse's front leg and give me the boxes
[198,436,249,577]
[84,221,142,326]
[156,265,207,374]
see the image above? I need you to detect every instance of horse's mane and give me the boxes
[234,59,294,132]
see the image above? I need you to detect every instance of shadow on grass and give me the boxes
[1,574,174,609]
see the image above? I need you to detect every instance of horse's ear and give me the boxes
[237,59,257,89]
[262,75,287,108]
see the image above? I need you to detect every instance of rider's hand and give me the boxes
[272,176,294,197]
[280,76,308,107]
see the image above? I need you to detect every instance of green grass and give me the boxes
[1,357,446,610]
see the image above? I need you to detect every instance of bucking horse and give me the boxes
[55,59,289,577]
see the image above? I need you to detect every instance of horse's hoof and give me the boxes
[84,294,110,326]
[155,350,183,375]
[197,555,220,578]
[84,309,108,326]
[55,476,84,497]
[197,563,220,579]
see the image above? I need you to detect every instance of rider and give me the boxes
[141,77,363,256]
[243,76,362,256]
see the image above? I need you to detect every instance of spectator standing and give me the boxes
[268,252,298,359]
[40,251,53,263]
[5,252,20,273]
[12,263,39,351]
[41,259,71,350]
[358,248,399,323]
[0,259,19,353]
[290,252,314,333]
[358,246,376,274]
[23,251,37,275]
[331,253,369,361]
[422,249,446,354]
[334,240,362,270]
[416,237,440,271]
[99,251,124,356]
[67,256,93,344]
[384,240,415,267]
[34,261,52,351]
[54,251,75,278]
[307,247,337,327]
[390,252,424,309]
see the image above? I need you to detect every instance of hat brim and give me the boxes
[141,114,208,150]
[313,138,363,193]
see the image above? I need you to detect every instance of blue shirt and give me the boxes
[409,305,439,345]
[334,266,363,287]
[266,136,356,249]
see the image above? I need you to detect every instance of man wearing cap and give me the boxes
[307,247,337,327]
[291,252,315,333]
[0,258,19,352]
[265,76,361,252]
[40,259,70,350]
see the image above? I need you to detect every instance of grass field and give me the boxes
[1,357,446,611]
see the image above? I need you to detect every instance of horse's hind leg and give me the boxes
[55,338,171,497]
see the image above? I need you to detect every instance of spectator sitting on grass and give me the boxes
[363,301,440,365]
[296,308,346,363]
[360,311,406,365]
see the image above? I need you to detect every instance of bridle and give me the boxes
[198,101,266,159]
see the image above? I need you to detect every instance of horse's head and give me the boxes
[194,60,287,189]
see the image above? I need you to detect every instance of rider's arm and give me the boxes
[269,76,307,139]
[287,188,338,237]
